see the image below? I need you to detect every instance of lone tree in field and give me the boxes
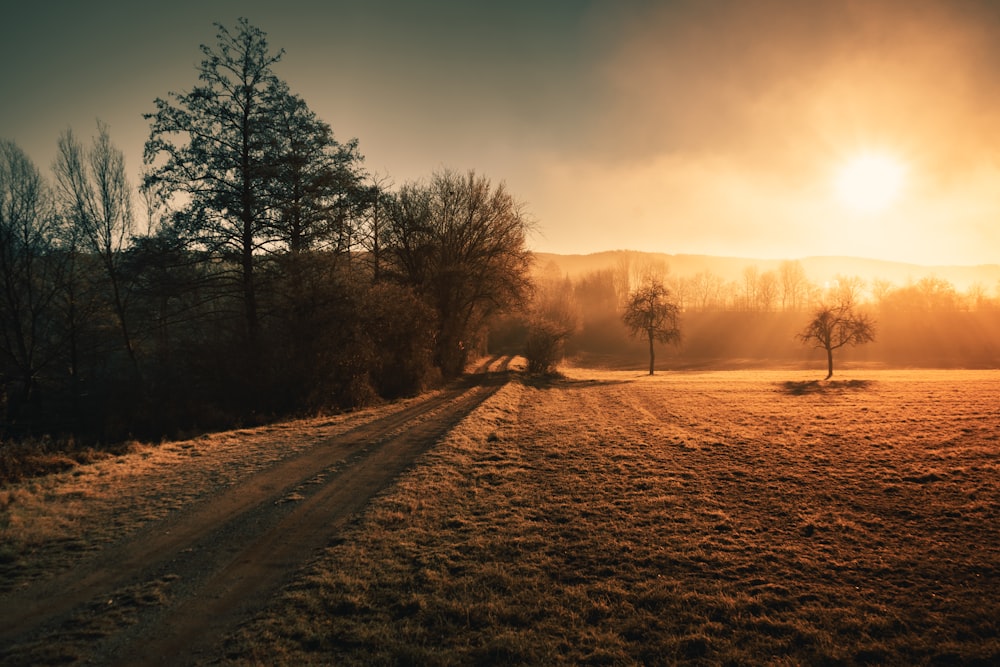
[622,278,681,375]
[797,300,876,379]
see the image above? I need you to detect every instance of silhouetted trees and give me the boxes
[779,260,808,312]
[383,170,532,377]
[264,84,362,256]
[54,123,141,387]
[144,19,287,371]
[0,141,62,426]
[142,19,379,414]
[522,253,1000,372]
[356,173,393,283]
[8,15,1000,449]
[622,278,681,375]
[797,300,876,379]
[689,270,725,311]
[524,267,579,374]
[0,19,540,446]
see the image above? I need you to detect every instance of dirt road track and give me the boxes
[0,357,512,666]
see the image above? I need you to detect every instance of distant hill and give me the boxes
[532,250,1000,292]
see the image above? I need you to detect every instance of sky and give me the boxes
[4,0,1000,267]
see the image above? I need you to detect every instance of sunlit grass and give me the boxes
[223,368,1000,665]
[3,366,998,664]
[0,392,442,590]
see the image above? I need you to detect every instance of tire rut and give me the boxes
[0,357,512,666]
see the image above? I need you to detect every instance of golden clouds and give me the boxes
[528,0,1000,264]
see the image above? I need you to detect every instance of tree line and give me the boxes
[5,19,997,445]
[512,257,1000,374]
[1,19,531,443]
[527,257,1000,323]
[599,255,1000,315]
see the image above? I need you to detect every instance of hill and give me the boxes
[532,250,1000,292]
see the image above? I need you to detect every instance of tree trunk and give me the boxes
[109,274,142,387]
[825,346,834,380]
[241,214,261,408]
[648,330,655,376]
[241,220,259,348]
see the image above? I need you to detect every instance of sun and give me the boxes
[833,150,907,214]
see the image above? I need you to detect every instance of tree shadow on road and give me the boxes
[780,379,874,395]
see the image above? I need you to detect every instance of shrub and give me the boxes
[524,320,570,374]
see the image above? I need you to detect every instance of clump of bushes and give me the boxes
[524,321,571,375]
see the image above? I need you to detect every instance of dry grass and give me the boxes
[0,391,443,591]
[5,573,181,664]
[222,368,1000,665]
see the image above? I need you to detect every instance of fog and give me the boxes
[499,251,1000,371]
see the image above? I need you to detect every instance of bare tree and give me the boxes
[357,171,393,283]
[871,278,894,308]
[144,18,284,354]
[666,273,690,312]
[383,170,533,377]
[54,122,140,383]
[797,300,876,379]
[757,270,779,312]
[741,265,759,312]
[139,173,169,237]
[0,141,62,418]
[830,273,866,306]
[690,270,723,311]
[635,255,668,287]
[779,259,808,312]
[965,282,990,311]
[622,278,681,375]
[612,253,632,309]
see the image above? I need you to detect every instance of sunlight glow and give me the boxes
[834,151,908,214]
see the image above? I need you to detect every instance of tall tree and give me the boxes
[757,270,779,312]
[144,18,284,354]
[622,278,681,375]
[54,122,140,384]
[830,274,867,307]
[0,141,62,419]
[741,265,760,312]
[690,270,723,311]
[357,172,394,283]
[797,300,876,379]
[779,259,808,312]
[262,86,364,379]
[264,84,363,256]
[384,170,532,377]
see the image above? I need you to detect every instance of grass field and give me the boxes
[3,366,999,665]
[221,367,1000,665]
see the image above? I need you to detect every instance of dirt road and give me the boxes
[0,356,512,666]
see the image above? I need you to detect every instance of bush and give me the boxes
[524,320,570,374]
[362,283,438,398]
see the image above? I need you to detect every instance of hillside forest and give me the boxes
[506,251,1000,374]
